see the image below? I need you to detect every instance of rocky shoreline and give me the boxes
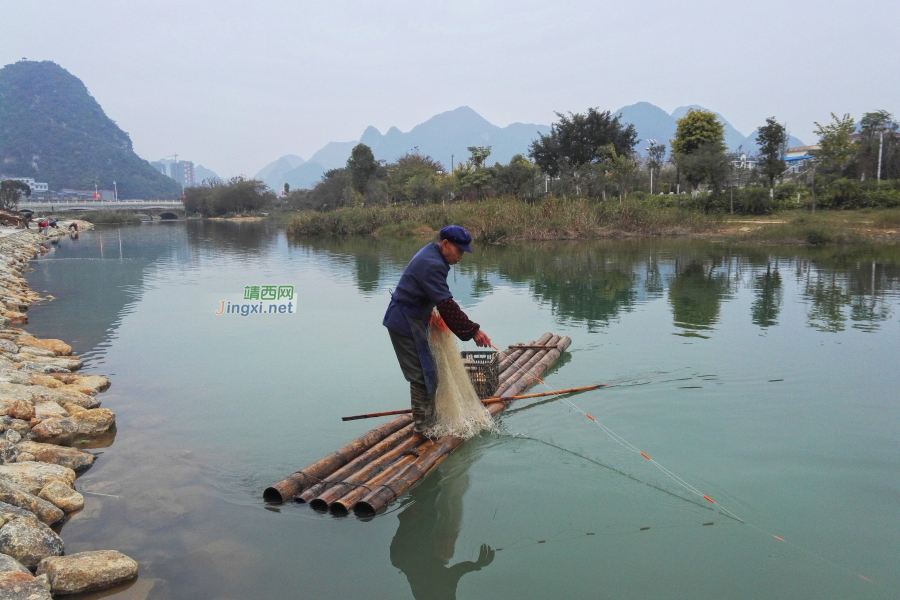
[0,227,138,598]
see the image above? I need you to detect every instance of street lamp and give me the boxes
[645,139,657,195]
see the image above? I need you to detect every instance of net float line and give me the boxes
[341,385,604,421]
[263,415,412,503]
[352,336,572,516]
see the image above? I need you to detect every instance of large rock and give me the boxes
[19,356,82,371]
[0,500,40,521]
[20,362,69,375]
[27,386,100,410]
[0,571,52,600]
[38,482,83,513]
[0,339,18,354]
[15,338,71,357]
[0,480,64,525]
[0,518,64,570]
[0,553,30,575]
[32,403,67,420]
[16,442,93,471]
[7,401,33,422]
[66,375,110,394]
[37,551,137,595]
[0,463,76,495]
[0,441,17,464]
[31,410,114,444]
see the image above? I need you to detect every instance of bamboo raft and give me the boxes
[263,332,572,517]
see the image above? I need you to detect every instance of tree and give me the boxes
[529,108,638,178]
[756,117,787,198]
[0,180,31,210]
[493,154,538,199]
[182,177,273,216]
[283,183,290,195]
[647,143,666,195]
[346,143,379,195]
[466,146,492,170]
[857,110,898,181]
[813,113,857,177]
[671,109,727,197]
[609,153,636,201]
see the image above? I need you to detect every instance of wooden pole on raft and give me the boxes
[263,415,412,503]
[296,423,415,503]
[349,336,572,516]
[340,385,603,421]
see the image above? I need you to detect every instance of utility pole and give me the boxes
[451,154,454,172]
[877,130,884,182]
[645,139,657,195]
[113,181,117,201]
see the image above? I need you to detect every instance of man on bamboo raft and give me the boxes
[383,225,492,438]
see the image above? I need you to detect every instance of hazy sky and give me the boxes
[3,0,898,177]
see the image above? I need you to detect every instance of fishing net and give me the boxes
[426,310,495,439]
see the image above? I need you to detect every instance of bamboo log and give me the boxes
[498,334,554,384]
[495,334,560,398]
[354,434,465,517]
[501,336,572,399]
[497,338,535,372]
[498,333,551,374]
[326,443,424,514]
[263,415,412,503]
[297,423,415,502]
[507,344,559,349]
[342,385,603,422]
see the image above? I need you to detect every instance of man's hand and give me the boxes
[473,330,491,348]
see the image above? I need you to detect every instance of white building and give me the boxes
[0,177,49,194]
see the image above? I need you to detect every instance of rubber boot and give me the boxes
[409,382,435,435]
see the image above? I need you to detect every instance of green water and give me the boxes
[24,223,900,599]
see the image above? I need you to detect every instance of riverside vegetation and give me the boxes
[0,225,139,598]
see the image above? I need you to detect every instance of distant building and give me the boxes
[731,153,757,170]
[784,145,820,173]
[0,177,49,195]
[151,159,195,187]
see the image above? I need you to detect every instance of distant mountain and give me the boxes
[621,102,805,155]
[274,103,805,190]
[282,142,359,190]
[194,164,219,184]
[254,154,304,190]
[0,60,181,199]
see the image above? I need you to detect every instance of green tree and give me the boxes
[671,109,727,197]
[283,182,290,195]
[647,143,667,195]
[467,146,492,169]
[756,117,787,198]
[0,180,30,210]
[529,108,638,178]
[387,153,445,204]
[346,143,379,195]
[814,113,857,177]
[857,110,898,181]
[492,154,538,199]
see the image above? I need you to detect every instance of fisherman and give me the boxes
[384,225,491,437]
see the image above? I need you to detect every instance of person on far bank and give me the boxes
[384,225,491,438]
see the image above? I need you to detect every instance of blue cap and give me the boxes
[439,225,473,252]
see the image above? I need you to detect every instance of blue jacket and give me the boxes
[383,243,452,337]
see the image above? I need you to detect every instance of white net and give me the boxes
[426,310,495,439]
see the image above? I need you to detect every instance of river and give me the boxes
[24,221,900,599]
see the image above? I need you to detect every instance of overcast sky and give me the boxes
[3,0,898,177]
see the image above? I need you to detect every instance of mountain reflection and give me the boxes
[390,462,494,600]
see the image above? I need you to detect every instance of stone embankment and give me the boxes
[0,227,138,598]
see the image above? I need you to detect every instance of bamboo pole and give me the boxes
[354,434,464,517]
[326,443,424,514]
[341,385,603,421]
[500,336,572,400]
[297,423,415,503]
[498,333,554,383]
[495,334,560,398]
[263,415,412,503]
[498,333,551,374]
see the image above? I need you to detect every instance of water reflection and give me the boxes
[751,263,782,328]
[391,462,495,600]
[668,259,733,338]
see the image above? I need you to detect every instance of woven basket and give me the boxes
[460,350,499,399]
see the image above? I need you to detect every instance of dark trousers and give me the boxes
[388,329,435,433]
